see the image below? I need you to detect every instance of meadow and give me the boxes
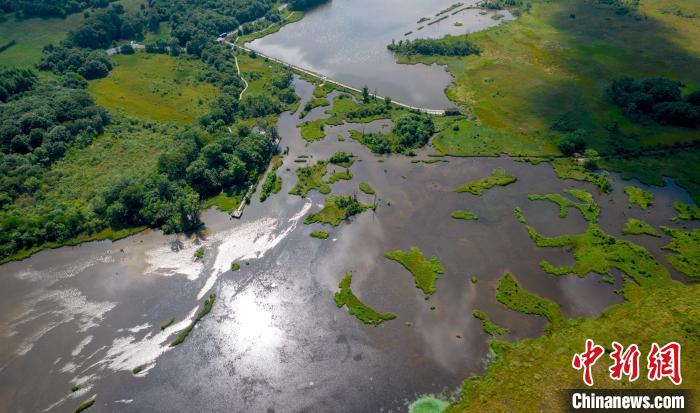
[89,53,218,123]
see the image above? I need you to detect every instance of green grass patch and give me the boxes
[231,262,241,272]
[203,190,244,213]
[496,272,564,332]
[624,185,654,210]
[289,161,328,197]
[0,13,83,68]
[409,396,450,413]
[73,398,95,413]
[622,218,660,237]
[326,168,352,184]
[473,310,509,336]
[384,247,445,296]
[451,210,478,220]
[673,200,700,221]
[170,293,216,347]
[516,209,670,287]
[193,247,204,261]
[528,189,600,223]
[89,54,217,123]
[359,182,375,195]
[303,195,371,226]
[310,230,330,239]
[456,168,517,195]
[334,274,397,325]
[132,365,145,374]
[661,226,700,280]
[260,157,283,202]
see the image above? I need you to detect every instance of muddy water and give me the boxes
[0,77,695,412]
[247,0,513,109]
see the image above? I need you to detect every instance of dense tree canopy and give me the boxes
[0,0,112,18]
[0,67,36,102]
[606,77,700,128]
[289,0,329,11]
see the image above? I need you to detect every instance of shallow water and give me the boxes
[247,0,513,109]
[0,77,695,412]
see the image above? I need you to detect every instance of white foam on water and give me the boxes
[71,335,93,356]
[8,289,116,357]
[15,253,114,284]
[91,306,198,373]
[143,237,205,280]
[196,201,312,300]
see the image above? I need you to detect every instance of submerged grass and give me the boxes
[170,293,216,347]
[73,398,95,413]
[334,274,396,325]
[384,247,445,296]
[310,230,330,239]
[456,168,516,195]
[359,182,375,195]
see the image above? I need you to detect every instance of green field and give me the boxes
[0,13,83,68]
[89,53,218,123]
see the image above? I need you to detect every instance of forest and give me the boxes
[387,36,481,57]
[0,0,293,261]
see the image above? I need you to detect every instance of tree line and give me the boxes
[388,36,480,57]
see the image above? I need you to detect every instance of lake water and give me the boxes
[0,77,695,412]
[247,0,513,109]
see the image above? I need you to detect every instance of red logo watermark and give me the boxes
[572,340,682,386]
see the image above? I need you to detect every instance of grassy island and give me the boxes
[528,189,599,223]
[304,195,371,226]
[456,168,517,195]
[334,274,396,325]
[622,218,660,237]
[384,247,445,296]
[451,210,478,220]
[673,201,700,221]
[624,185,654,210]
[310,231,330,239]
[359,182,376,195]
[170,293,216,347]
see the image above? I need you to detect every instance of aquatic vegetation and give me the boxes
[334,274,396,325]
[310,231,330,239]
[359,182,375,195]
[673,200,700,221]
[470,275,478,284]
[159,318,175,330]
[384,247,444,296]
[231,263,241,272]
[496,273,564,332]
[304,195,371,226]
[451,210,479,220]
[132,365,145,374]
[527,189,599,223]
[170,293,217,347]
[473,310,509,336]
[73,398,95,413]
[289,161,328,197]
[300,97,330,118]
[409,396,450,413]
[517,208,669,287]
[550,159,613,193]
[661,227,700,280]
[329,151,354,168]
[456,168,517,195]
[193,247,205,261]
[260,158,283,202]
[624,185,654,210]
[622,218,660,237]
[70,384,80,392]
